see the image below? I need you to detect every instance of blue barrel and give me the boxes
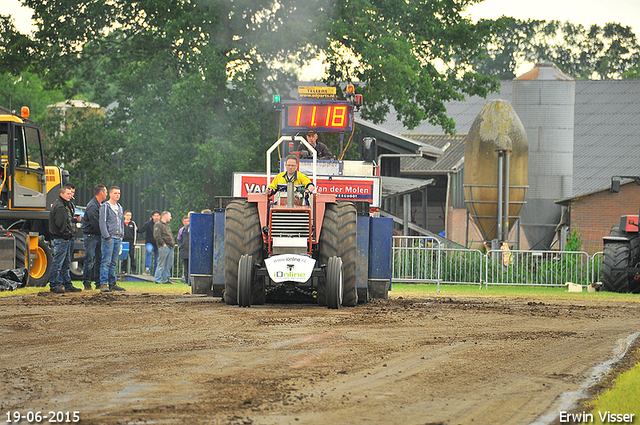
[212,208,226,297]
[368,217,393,298]
[356,214,370,302]
[119,241,129,260]
[189,213,214,295]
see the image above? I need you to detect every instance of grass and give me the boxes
[581,350,640,424]
[389,283,640,303]
[0,279,190,298]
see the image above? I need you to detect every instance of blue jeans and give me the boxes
[82,234,101,285]
[50,239,72,289]
[154,246,174,283]
[145,243,158,272]
[100,238,122,286]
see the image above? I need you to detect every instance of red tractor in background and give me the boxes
[223,136,358,308]
[602,175,640,293]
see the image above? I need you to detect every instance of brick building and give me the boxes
[558,182,640,255]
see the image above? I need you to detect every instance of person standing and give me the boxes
[98,186,126,292]
[48,186,76,293]
[122,210,137,274]
[176,214,191,286]
[153,211,174,284]
[140,211,161,275]
[62,182,82,292]
[82,185,108,290]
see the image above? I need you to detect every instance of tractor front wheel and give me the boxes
[326,256,343,309]
[237,254,253,307]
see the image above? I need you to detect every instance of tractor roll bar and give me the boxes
[266,136,317,188]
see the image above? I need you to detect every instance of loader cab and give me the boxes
[0,111,48,210]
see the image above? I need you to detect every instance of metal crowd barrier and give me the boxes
[392,236,602,288]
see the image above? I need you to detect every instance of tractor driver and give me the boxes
[266,154,315,196]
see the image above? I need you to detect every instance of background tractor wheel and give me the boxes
[237,255,253,307]
[224,201,264,305]
[326,256,343,309]
[318,202,358,306]
[602,242,632,293]
[28,237,51,287]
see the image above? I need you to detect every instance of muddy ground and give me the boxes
[1,291,639,425]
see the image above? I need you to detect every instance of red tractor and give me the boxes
[601,175,640,293]
[223,136,358,308]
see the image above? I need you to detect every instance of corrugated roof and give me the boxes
[398,134,466,174]
[360,79,640,198]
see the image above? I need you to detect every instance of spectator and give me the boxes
[98,186,126,292]
[81,184,107,290]
[122,210,137,274]
[48,186,76,293]
[153,211,174,284]
[177,213,191,285]
[63,182,82,292]
[140,211,161,275]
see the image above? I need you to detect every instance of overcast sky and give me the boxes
[464,0,640,34]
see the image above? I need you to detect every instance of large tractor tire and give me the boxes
[602,242,634,293]
[605,227,640,293]
[318,202,357,306]
[326,256,343,309]
[12,231,29,286]
[224,201,264,305]
[28,237,52,287]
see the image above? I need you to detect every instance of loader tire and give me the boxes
[13,231,29,286]
[28,237,51,287]
[602,242,633,293]
[318,202,357,306]
[224,201,264,305]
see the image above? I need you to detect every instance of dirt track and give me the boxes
[1,291,639,425]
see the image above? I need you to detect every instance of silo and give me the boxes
[513,62,575,250]
[464,99,528,243]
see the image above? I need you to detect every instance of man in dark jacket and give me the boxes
[176,214,191,285]
[140,211,161,275]
[81,184,107,290]
[153,211,174,284]
[303,129,334,159]
[48,186,76,293]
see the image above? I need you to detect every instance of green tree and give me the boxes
[1,0,499,208]
[476,18,640,80]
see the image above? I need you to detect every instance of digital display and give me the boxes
[282,101,352,133]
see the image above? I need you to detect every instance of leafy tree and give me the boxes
[1,0,500,208]
[475,18,640,80]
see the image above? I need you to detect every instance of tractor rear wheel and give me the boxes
[326,256,343,309]
[237,255,253,307]
[224,201,264,305]
[318,202,357,306]
[602,242,633,293]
